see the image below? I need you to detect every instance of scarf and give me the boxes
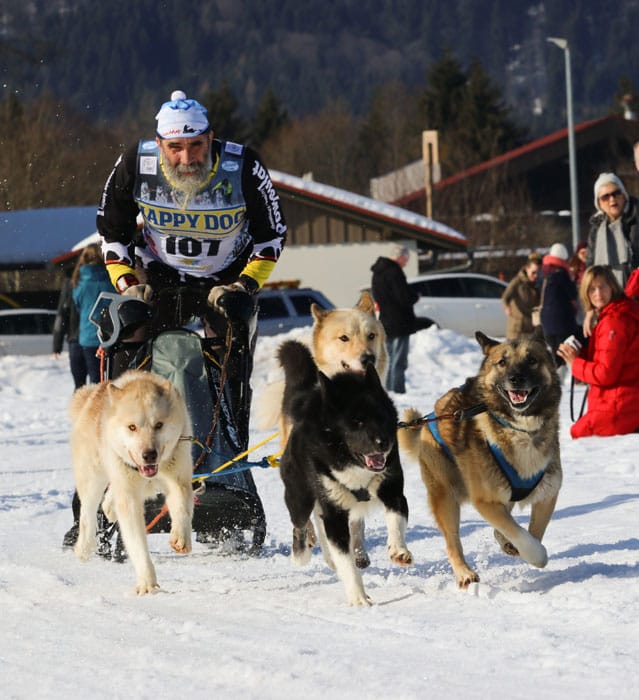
[594,217,631,287]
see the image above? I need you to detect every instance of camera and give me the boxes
[563,334,582,352]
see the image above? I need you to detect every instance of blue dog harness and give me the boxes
[425,411,545,502]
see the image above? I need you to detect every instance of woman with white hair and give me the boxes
[586,172,639,289]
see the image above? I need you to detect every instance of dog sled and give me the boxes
[90,287,267,554]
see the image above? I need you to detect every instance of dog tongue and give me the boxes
[364,453,386,471]
[508,390,529,404]
[139,464,158,478]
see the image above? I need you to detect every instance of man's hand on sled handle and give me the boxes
[122,284,153,302]
[207,276,258,322]
[116,273,154,302]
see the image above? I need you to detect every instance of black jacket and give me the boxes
[370,256,419,338]
[52,277,79,353]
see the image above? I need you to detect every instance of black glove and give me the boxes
[207,281,256,323]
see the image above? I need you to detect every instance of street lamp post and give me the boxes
[547,37,580,252]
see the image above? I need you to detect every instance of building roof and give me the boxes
[1,206,97,267]
[393,115,639,209]
[271,170,467,250]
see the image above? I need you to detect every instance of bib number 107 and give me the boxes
[165,236,220,257]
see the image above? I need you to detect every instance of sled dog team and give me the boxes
[69,292,563,604]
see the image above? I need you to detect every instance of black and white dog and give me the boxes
[278,340,412,606]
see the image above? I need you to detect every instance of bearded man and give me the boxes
[62,92,287,552]
[96,90,287,332]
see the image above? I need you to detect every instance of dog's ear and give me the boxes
[311,303,328,322]
[531,325,546,344]
[475,331,499,354]
[105,382,121,402]
[356,290,375,314]
[318,371,335,402]
[162,378,182,401]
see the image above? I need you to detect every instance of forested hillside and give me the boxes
[1,0,638,137]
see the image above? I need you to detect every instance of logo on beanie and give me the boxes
[155,91,209,139]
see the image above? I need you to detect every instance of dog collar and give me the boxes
[489,411,541,435]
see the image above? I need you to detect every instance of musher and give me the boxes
[63,89,287,549]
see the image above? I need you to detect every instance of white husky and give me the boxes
[70,370,194,595]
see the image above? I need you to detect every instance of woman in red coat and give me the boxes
[557,265,639,438]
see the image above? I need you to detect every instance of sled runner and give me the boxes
[91,287,267,554]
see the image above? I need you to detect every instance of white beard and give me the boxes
[162,152,213,209]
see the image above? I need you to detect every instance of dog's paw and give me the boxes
[169,531,192,554]
[502,542,519,557]
[455,568,480,589]
[494,529,519,557]
[347,591,373,607]
[523,541,548,568]
[515,533,548,568]
[136,579,160,596]
[292,526,313,566]
[292,546,312,567]
[388,546,413,566]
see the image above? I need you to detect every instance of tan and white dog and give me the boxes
[256,290,387,446]
[70,370,194,595]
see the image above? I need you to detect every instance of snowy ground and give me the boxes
[0,327,637,699]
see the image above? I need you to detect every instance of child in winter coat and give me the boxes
[71,243,114,384]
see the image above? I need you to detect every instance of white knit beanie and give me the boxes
[549,243,569,261]
[593,172,629,213]
[155,90,210,139]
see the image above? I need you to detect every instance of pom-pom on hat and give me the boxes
[155,90,210,139]
[593,172,628,213]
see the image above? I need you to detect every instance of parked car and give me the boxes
[407,272,508,338]
[257,286,335,336]
[0,309,59,356]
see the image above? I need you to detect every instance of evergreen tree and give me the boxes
[250,89,289,148]
[419,54,527,176]
[201,82,248,142]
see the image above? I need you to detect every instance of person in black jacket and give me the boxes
[52,270,85,389]
[538,242,580,374]
[370,245,419,393]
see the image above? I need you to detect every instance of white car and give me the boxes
[407,272,508,338]
[0,309,58,356]
[257,287,335,336]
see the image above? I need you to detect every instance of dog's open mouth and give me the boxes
[128,453,159,478]
[500,385,540,410]
[362,452,387,472]
[508,389,530,404]
[138,463,158,478]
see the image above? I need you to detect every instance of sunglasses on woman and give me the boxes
[599,189,623,202]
